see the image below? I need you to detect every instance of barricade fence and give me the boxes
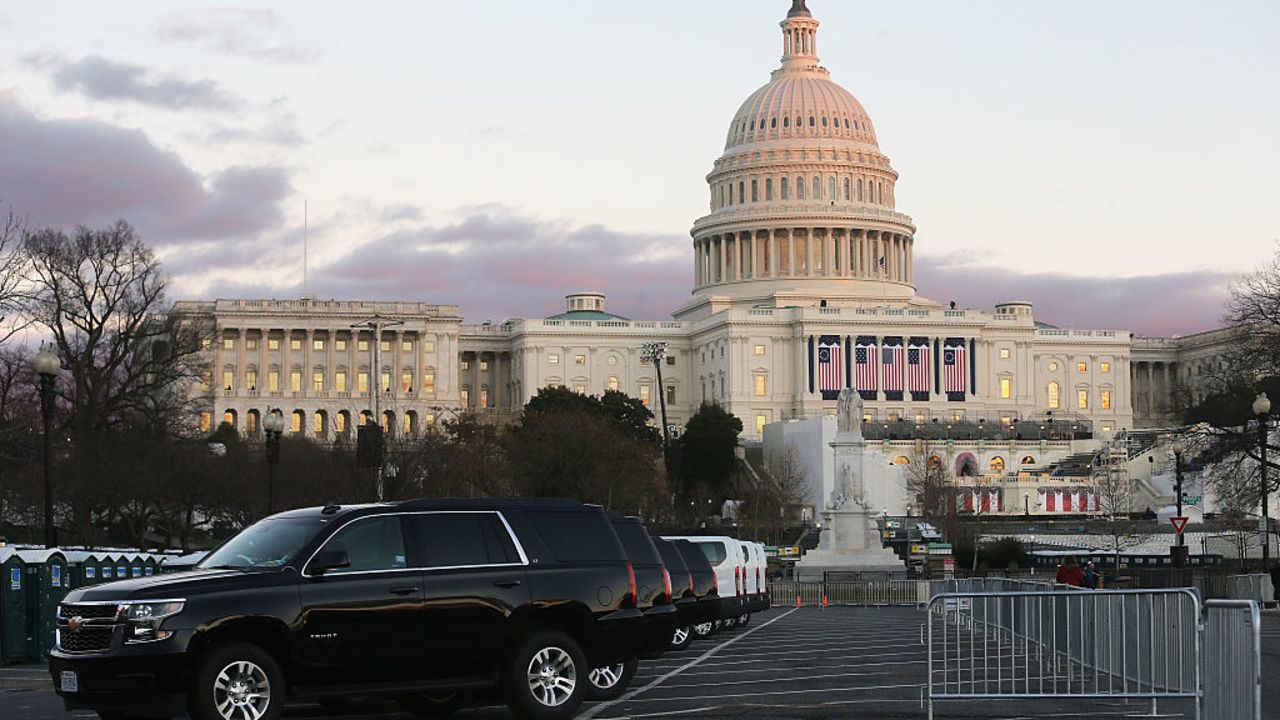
[1226,574,1274,605]
[770,579,929,606]
[926,589,1201,720]
[1203,600,1262,720]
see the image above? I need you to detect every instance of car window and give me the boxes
[654,540,687,573]
[319,516,407,573]
[527,510,622,562]
[695,541,727,566]
[611,523,662,564]
[414,513,490,567]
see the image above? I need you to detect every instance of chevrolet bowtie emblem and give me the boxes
[67,616,84,632]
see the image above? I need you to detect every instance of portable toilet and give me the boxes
[142,554,159,577]
[113,554,128,583]
[78,552,101,586]
[16,549,69,661]
[62,551,93,589]
[0,548,26,663]
[127,554,145,579]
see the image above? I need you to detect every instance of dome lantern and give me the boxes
[780,0,820,69]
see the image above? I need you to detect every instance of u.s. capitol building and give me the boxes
[176,2,1221,514]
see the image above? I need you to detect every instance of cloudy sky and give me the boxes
[1,1,1276,335]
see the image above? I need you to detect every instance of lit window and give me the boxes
[312,372,324,392]
[756,414,767,435]
[1002,416,1013,426]
[380,372,391,392]
[246,338,258,350]
[268,370,280,392]
[1049,362,1058,372]
[380,341,391,352]
[1000,378,1012,399]
[201,338,212,350]
[336,413,347,433]
[575,355,586,365]
[1077,361,1088,373]
[223,370,234,391]
[754,344,766,356]
[548,354,560,365]
[358,340,368,352]
[313,339,324,351]
[667,386,676,404]
[480,361,489,371]
[640,384,651,406]
[425,412,435,426]
[1101,389,1112,410]
[357,372,369,393]
[1100,362,1111,373]
[951,410,965,421]
[268,338,280,351]
[336,339,347,351]
[402,372,413,391]
[198,412,211,433]
[423,340,436,353]
[574,382,586,395]
[460,360,470,370]
[245,369,257,390]
[246,412,258,433]
[461,388,470,407]
[402,340,413,352]
[607,376,619,392]
[314,413,325,434]
[291,339,301,351]
[291,412,302,434]
[223,338,234,351]
[1000,348,1011,359]
[755,374,767,396]
[1102,424,1112,433]
[290,371,301,392]
[424,372,435,394]
[403,414,413,435]
[1077,390,1089,410]
[1048,382,1061,409]
[990,456,1005,472]
[335,371,347,392]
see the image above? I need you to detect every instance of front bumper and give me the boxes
[49,646,192,718]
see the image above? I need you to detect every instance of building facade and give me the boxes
[183,1,1225,451]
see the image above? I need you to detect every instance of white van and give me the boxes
[663,535,748,626]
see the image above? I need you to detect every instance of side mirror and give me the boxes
[309,549,350,576]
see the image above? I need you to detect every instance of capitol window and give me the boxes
[460,360,469,370]
[380,340,391,352]
[1048,381,1061,409]
[312,338,323,351]
[424,372,435,394]
[574,382,586,395]
[268,370,280,392]
[821,116,828,127]
[754,374,767,396]
[796,177,805,200]
[402,340,413,352]
[335,371,346,392]
[1101,389,1112,410]
[843,177,850,200]
[990,457,1005,472]
[667,385,676,404]
[1077,390,1089,410]
[548,354,560,365]
[1000,378,1012,399]
[313,372,324,392]
[770,117,776,129]
[1100,361,1111,373]
[381,371,392,393]
[828,177,836,200]
[751,179,759,202]
[844,118,850,128]
[607,375,619,392]
[335,339,347,351]
[290,371,301,392]
[640,384,651,406]
[575,354,586,365]
[245,369,257,390]
[781,177,790,199]
[223,338,234,351]
[756,415,767,436]
[766,178,774,200]
[754,344,766,355]
[358,339,368,352]
[357,372,369,393]
[222,369,234,391]
[857,178,864,201]
[1077,361,1088,373]
[291,339,302,351]
[809,115,815,127]
[812,176,821,198]
[480,360,488,371]
[422,340,435,353]
[783,116,790,128]
[247,338,258,350]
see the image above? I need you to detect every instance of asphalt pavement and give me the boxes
[4,606,1273,719]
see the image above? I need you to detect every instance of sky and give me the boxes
[0,1,1276,336]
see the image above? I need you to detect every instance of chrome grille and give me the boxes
[58,626,115,653]
[60,603,120,620]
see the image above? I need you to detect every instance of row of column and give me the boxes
[1132,360,1174,419]
[694,228,912,288]
[460,350,512,410]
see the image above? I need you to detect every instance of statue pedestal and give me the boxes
[794,424,904,581]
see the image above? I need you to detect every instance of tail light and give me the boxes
[625,562,637,608]
[686,571,695,594]
[712,573,719,596]
[734,566,742,596]
[661,567,673,604]
[756,567,761,593]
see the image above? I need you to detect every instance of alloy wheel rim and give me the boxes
[673,627,689,645]
[694,622,713,636]
[525,646,576,707]
[213,660,271,720]
[588,662,625,689]
[739,613,749,624]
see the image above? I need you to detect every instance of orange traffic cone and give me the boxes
[796,594,802,608]
[822,594,828,610]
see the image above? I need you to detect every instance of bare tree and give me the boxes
[904,441,955,520]
[739,442,809,543]
[1087,446,1148,570]
[0,206,31,345]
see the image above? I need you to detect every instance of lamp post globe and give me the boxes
[32,344,62,549]
[1253,392,1271,417]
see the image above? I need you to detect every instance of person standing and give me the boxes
[1082,561,1098,589]
[1056,557,1084,587]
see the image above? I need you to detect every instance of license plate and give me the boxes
[60,671,78,693]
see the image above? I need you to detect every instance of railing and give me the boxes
[770,580,929,607]
[1203,600,1262,720]
[925,588,1200,719]
[1226,574,1274,605]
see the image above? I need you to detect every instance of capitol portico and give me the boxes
[180,1,1231,517]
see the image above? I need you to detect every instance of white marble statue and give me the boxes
[836,388,863,439]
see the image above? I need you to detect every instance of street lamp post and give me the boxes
[263,410,285,514]
[1171,441,1186,568]
[640,342,673,479]
[33,345,61,549]
[1254,393,1272,566]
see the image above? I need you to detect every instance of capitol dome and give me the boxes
[681,0,921,319]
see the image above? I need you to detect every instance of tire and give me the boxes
[585,657,638,701]
[737,613,751,627]
[722,616,738,630]
[504,629,587,720]
[189,641,284,720]
[691,621,715,640]
[669,625,694,651]
[399,691,464,718]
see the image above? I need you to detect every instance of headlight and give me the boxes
[122,600,184,644]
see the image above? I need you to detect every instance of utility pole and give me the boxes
[351,315,404,500]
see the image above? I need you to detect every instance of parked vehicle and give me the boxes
[664,536,746,628]
[49,498,660,720]
[667,539,721,642]
[651,539,694,650]
[585,514,676,700]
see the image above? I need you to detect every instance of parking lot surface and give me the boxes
[6,606,1274,719]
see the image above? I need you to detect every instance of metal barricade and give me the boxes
[770,579,930,606]
[925,588,1201,720]
[1226,574,1274,605]
[1203,600,1261,720]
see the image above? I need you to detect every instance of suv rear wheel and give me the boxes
[504,630,587,720]
[585,658,638,701]
[669,625,693,650]
[692,621,714,640]
[189,641,283,720]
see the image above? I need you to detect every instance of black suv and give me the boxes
[50,498,662,720]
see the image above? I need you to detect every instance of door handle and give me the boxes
[493,580,522,589]
[389,585,421,596]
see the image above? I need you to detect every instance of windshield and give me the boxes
[199,517,327,569]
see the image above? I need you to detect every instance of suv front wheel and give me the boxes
[585,658,638,701]
[504,630,587,720]
[189,641,284,720]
